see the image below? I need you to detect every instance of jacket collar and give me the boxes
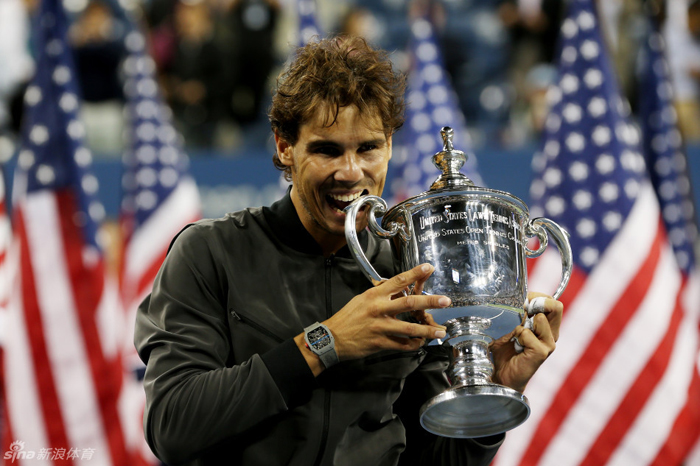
[263,188,368,258]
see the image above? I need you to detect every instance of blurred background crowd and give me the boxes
[0,0,699,164]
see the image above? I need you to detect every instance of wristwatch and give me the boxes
[303,322,339,369]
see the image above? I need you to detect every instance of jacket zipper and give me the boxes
[229,310,285,343]
[312,255,334,466]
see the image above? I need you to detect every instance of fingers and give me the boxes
[512,313,556,357]
[525,292,563,342]
[382,263,435,295]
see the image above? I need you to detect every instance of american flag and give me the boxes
[388,13,483,203]
[118,23,200,465]
[2,0,133,463]
[637,16,700,463]
[494,1,700,465]
[119,26,200,344]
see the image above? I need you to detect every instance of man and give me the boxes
[135,36,563,466]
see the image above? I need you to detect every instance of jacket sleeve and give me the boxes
[395,346,504,466]
[134,224,315,465]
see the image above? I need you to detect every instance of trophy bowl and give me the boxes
[345,127,572,438]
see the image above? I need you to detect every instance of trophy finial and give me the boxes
[441,127,454,152]
[430,126,474,190]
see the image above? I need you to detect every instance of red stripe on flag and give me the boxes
[649,349,700,465]
[56,191,129,466]
[518,219,665,466]
[15,207,72,464]
[580,271,685,465]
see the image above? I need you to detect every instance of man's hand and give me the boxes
[295,264,451,376]
[490,291,563,393]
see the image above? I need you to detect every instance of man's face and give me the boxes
[276,105,392,253]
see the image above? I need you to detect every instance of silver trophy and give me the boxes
[345,127,572,438]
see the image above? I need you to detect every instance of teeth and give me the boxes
[329,192,363,202]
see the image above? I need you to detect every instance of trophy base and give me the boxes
[419,384,530,438]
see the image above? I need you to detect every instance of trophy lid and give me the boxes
[429,127,476,191]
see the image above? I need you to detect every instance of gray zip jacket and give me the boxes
[135,193,504,466]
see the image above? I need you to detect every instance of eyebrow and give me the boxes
[305,138,387,152]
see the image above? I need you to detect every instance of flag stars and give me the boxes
[125,31,146,53]
[67,120,85,140]
[19,150,35,169]
[52,65,71,85]
[543,168,563,187]
[137,79,157,98]
[602,211,622,231]
[576,218,596,238]
[45,38,63,56]
[545,114,561,132]
[561,18,578,38]
[136,167,158,187]
[560,74,580,94]
[422,64,443,84]
[584,68,603,88]
[545,195,566,216]
[562,46,577,63]
[81,174,99,194]
[569,161,589,181]
[411,113,431,132]
[544,140,560,158]
[546,86,562,106]
[136,190,158,210]
[159,168,179,187]
[577,10,595,30]
[621,149,645,173]
[427,86,448,105]
[566,132,585,152]
[416,42,438,62]
[580,246,599,267]
[588,97,606,117]
[592,125,611,146]
[74,147,92,167]
[596,153,615,174]
[624,178,640,198]
[59,93,78,112]
[159,146,179,165]
[563,103,582,123]
[89,201,105,221]
[663,203,682,223]
[530,180,546,200]
[580,40,599,60]
[408,90,426,111]
[36,164,55,185]
[30,125,50,146]
[25,86,42,106]
[137,123,157,142]
[573,189,593,210]
[599,182,619,202]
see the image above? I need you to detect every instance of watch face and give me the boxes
[308,326,331,350]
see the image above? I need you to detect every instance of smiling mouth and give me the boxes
[326,190,368,213]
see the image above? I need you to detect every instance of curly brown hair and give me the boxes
[269,35,407,181]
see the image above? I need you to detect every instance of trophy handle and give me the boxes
[345,195,405,286]
[524,217,573,300]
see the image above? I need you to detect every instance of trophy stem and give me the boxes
[419,315,530,438]
[444,317,494,388]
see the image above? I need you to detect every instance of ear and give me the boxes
[274,133,294,167]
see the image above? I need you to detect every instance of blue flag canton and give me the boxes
[639,27,698,274]
[18,0,105,249]
[390,16,482,200]
[120,30,192,228]
[298,0,322,46]
[529,0,647,274]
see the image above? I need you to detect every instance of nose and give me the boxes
[334,153,363,184]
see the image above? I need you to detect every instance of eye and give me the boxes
[359,143,379,153]
[312,145,342,157]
